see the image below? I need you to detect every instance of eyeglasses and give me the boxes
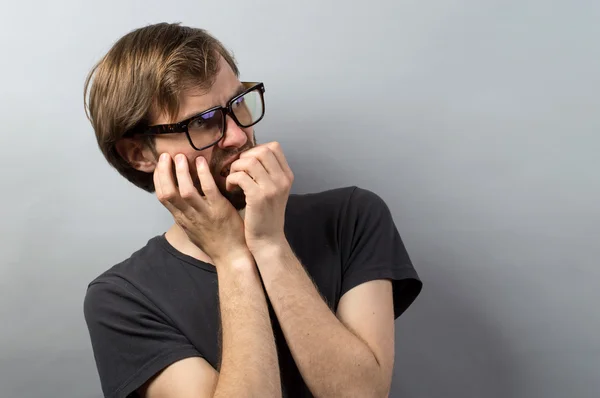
[126,82,265,151]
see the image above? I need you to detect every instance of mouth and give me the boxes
[219,155,239,178]
[220,165,232,178]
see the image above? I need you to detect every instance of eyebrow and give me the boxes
[178,83,246,123]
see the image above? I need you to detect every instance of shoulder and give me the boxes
[288,185,356,204]
[287,186,385,214]
[86,235,167,288]
[289,185,386,204]
[84,235,169,319]
[287,186,389,221]
[83,237,205,398]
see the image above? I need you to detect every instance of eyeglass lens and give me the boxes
[187,87,263,149]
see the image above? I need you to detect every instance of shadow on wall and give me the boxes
[390,246,521,398]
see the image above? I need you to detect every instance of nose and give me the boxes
[218,115,249,149]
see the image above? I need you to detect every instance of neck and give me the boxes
[164,208,246,265]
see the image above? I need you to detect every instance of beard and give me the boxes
[199,134,257,211]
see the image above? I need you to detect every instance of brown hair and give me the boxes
[84,22,239,192]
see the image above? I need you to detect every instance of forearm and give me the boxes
[254,243,388,397]
[213,257,281,398]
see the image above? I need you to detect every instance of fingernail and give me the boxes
[160,153,168,162]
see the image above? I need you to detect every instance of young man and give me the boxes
[83,22,422,398]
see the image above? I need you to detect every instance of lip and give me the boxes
[219,155,241,176]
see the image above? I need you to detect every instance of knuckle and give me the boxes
[165,189,177,200]
[157,188,176,202]
[277,174,293,187]
[202,184,215,196]
[179,188,195,200]
[230,159,241,169]
[270,141,281,150]
[264,187,277,199]
[247,157,259,167]
[280,182,291,192]
[156,194,167,204]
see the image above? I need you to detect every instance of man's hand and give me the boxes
[225,142,294,253]
[154,153,251,264]
[146,152,281,398]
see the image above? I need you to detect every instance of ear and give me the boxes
[115,138,157,173]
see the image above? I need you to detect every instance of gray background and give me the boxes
[1,0,598,397]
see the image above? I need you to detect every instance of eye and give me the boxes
[190,110,217,129]
[189,118,204,129]
[232,96,245,108]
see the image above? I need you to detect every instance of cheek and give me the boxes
[154,136,212,165]
[179,147,217,182]
[244,127,255,141]
[153,135,189,156]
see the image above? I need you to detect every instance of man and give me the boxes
[83,22,422,398]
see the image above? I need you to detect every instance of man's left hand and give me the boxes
[225,142,294,254]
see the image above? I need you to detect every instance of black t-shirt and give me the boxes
[84,186,422,398]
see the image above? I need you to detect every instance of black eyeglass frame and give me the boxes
[125,82,265,151]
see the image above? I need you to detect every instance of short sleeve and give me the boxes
[83,279,201,398]
[340,187,422,318]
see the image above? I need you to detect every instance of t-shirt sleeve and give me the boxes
[83,279,202,398]
[339,187,423,318]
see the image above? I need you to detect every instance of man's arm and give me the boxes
[213,257,281,397]
[225,143,420,397]
[141,154,281,397]
[253,243,395,398]
[140,256,281,398]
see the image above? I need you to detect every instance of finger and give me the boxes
[196,156,220,201]
[230,156,271,185]
[226,171,259,195]
[153,161,164,197]
[239,145,282,176]
[173,154,200,202]
[155,153,191,213]
[264,142,294,180]
[153,160,176,212]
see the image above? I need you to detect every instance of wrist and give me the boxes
[212,248,254,270]
[250,237,292,263]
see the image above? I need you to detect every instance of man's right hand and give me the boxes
[147,153,280,398]
[153,153,250,265]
